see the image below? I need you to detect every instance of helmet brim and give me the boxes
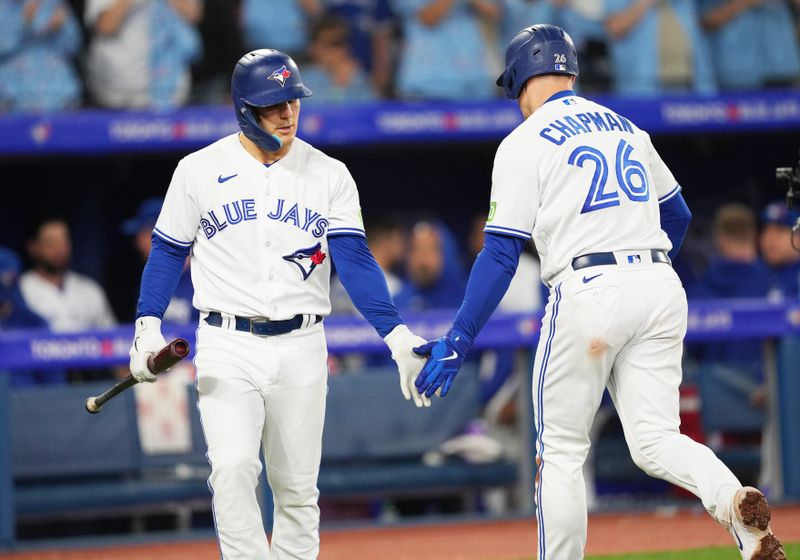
[242,85,313,109]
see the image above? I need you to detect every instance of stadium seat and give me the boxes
[319,366,519,500]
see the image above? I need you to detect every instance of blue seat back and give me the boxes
[10,382,140,480]
[322,365,480,462]
[695,362,764,432]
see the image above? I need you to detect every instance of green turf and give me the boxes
[583,542,800,559]
[515,542,799,559]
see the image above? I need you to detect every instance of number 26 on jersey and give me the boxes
[569,139,649,214]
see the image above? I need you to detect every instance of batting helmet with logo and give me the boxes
[496,24,579,100]
[231,49,313,152]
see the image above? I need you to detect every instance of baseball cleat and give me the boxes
[728,486,786,560]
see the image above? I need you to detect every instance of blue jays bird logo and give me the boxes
[268,65,292,87]
[283,242,326,280]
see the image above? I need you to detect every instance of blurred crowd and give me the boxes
[1,0,799,113]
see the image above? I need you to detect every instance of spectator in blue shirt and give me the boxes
[122,198,197,325]
[501,0,557,46]
[322,0,395,96]
[0,247,46,331]
[394,220,467,312]
[0,247,67,386]
[759,201,800,300]
[690,203,770,364]
[85,0,203,110]
[701,0,800,90]
[391,0,501,100]
[604,0,716,95]
[242,0,322,58]
[0,0,82,113]
[301,14,379,103]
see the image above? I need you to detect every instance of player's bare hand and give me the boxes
[413,328,472,398]
[384,324,431,408]
[129,316,167,383]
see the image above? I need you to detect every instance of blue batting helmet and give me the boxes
[231,49,313,152]
[496,24,579,100]
[761,201,800,229]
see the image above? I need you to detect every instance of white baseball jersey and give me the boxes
[19,271,117,332]
[483,91,680,284]
[153,133,365,320]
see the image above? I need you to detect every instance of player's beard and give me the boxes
[35,258,68,276]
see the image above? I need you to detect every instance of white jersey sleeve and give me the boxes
[483,146,540,240]
[153,159,201,248]
[327,166,366,237]
[644,131,681,203]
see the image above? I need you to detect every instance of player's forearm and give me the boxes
[136,235,191,319]
[451,233,525,343]
[659,191,692,259]
[328,234,403,338]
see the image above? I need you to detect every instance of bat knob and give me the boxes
[85,397,102,414]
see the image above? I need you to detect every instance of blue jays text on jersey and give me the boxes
[267,199,328,238]
[201,198,257,239]
[200,197,329,240]
[539,110,634,146]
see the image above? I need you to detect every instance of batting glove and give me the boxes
[129,316,167,383]
[413,329,472,398]
[384,324,431,408]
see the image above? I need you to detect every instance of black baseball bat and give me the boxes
[85,338,190,414]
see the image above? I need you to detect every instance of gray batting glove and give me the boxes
[129,316,167,383]
[384,324,432,408]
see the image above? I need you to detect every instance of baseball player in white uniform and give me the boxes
[127,49,429,559]
[413,25,786,560]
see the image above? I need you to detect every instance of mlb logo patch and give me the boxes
[554,64,566,71]
[627,254,642,264]
[268,65,292,87]
[563,99,576,105]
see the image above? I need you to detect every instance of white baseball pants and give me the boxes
[533,255,742,559]
[195,321,328,560]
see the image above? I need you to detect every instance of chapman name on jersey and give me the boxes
[538,108,634,146]
[484,91,679,285]
[154,134,365,320]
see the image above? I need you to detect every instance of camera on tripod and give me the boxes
[777,151,800,250]
[778,151,800,221]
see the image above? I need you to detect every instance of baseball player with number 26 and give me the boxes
[128,49,430,559]
[413,25,785,560]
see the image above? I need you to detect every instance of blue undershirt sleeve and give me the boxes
[328,234,403,338]
[451,232,525,343]
[136,235,191,319]
[659,192,692,259]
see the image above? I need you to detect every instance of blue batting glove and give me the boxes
[412,329,472,398]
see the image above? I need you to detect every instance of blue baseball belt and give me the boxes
[571,249,671,270]
[204,312,322,336]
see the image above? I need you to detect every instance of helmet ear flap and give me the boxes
[240,103,283,152]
